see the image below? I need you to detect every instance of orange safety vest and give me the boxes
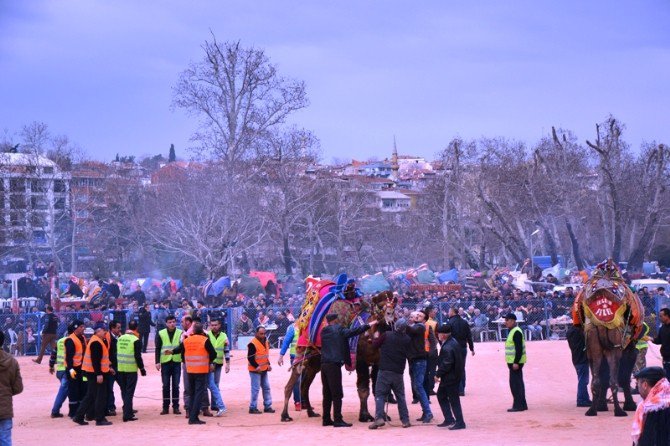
[423,324,431,353]
[103,331,111,347]
[66,333,86,368]
[184,335,210,374]
[248,337,270,372]
[82,334,111,374]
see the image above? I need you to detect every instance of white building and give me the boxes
[0,153,70,251]
[376,190,411,212]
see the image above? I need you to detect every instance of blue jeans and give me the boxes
[208,366,226,411]
[51,371,69,415]
[290,355,300,403]
[0,418,12,446]
[249,372,272,410]
[575,362,591,405]
[409,359,432,417]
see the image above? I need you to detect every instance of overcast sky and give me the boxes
[1,1,668,163]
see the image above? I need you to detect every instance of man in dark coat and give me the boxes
[632,366,670,446]
[320,313,376,427]
[566,325,591,407]
[368,320,411,429]
[435,323,466,430]
[137,304,155,353]
[448,307,474,396]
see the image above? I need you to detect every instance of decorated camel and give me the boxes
[280,274,396,423]
[572,259,644,417]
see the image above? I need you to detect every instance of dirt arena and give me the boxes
[12,340,662,446]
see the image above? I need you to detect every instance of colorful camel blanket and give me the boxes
[632,378,670,445]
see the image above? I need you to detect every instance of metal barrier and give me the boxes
[2,296,667,356]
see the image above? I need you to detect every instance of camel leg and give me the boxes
[302,357,321,418]
[597,359,609,411]
[585,331,602,417]
[618,346,638,411]
[356,360,374,422]
[281,369,300,422]
[607,351,627,417]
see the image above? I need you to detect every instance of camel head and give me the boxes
[371,291,398,326]
[581,259,630,325]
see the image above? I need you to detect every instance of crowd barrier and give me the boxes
[1,296,663,356]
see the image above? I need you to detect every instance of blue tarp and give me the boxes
[208,276,231,296]
[438,269,459,283]
[359,273,391,294]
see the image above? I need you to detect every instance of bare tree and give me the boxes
[172,35,308,166]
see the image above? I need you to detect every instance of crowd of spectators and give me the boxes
[1,264,669,355]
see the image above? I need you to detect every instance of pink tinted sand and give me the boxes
[13,340,661,446]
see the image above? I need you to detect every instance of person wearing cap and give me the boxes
[116,320,146,422]
[434,323,466,429]
[0,330,23,446]
[64,320,87,417]
[73,322,113,426]
[320,313,376,427]
[504,312,528,412]
[368,319,411,430]
[631,366,670,445]
[48,325,74,418]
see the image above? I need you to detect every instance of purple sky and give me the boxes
[1,1,668,163]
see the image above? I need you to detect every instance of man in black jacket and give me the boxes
[34,306,59,364]
[566,325,591,407]
[632,366,670,446]
[138,304,155,354]
[320,313,376,427]
[649,307,670,379]
[435,323,465,430]
[368,320,411,429]
[448,307,474,396]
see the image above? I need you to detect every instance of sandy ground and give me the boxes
[11,340,663,446]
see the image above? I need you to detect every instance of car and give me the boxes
[630,279,670,292]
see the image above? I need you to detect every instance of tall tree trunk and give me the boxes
[565,219,584,270]
[282,234,293,275]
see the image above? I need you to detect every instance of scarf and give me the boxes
[632,377,670,445]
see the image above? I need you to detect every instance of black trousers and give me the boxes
[508,363,527,410]
[117,372,138,420]
[187,373,208,423]
[66,369,84,417]
[437,383,464,424]
[140,331,150,353]
[321,362,344,422]
[424,355,438,395]
[75,373,108,422]
[161,361,181,410]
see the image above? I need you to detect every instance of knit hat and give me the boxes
[93,321,106,331]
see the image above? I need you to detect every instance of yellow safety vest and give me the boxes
[159,328,183,363]
[289,327,299,356]
[636,322,650,350]
[55,337,66,372]
[208,331,228,365]
[117,332,139,372]
[505,326,527,364]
